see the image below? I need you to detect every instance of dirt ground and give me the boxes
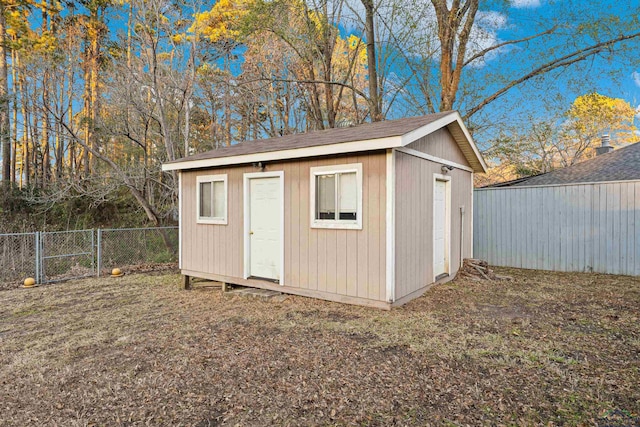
[0,268,638,426]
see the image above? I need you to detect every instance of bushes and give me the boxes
[0,184,175,232]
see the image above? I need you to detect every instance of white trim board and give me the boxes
[399,111,487,173]
[395,147,474,172]
[400,113,458,146]
[385,149,396,303]
[243,170,285,285]
[447,114,488,172]
[178,171,182,269]
[470,172,474,259]
[163,136,402,171]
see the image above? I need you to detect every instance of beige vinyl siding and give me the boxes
[394,152,473,300]
[181,152,387,302]
[408,128,472,167]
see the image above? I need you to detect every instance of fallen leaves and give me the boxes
[0,268,638,425]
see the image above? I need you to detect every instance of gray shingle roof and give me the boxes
[166,112,453,165]
[495,141,640,187]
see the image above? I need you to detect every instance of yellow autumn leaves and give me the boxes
[173,0,367,64]
[567,93,637,145]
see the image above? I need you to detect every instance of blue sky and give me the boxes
[474,0,640,122]
[28,0,640,142]
[100,0,640,125]
[326,0,640,145]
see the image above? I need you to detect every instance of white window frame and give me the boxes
[196,174,228,225]
[310,163,363,230]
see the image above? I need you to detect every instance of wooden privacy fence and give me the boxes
[473,180,640,276]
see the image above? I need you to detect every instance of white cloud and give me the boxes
[476,11,509,30]
[511,0,542,8]
[465,11,509,67]
[633,71,640,88]
[339,0,510,68]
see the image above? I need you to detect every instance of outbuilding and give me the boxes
[163,111,487,308]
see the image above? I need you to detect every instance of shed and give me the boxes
[474,140,640,276]
[163,111,487,308]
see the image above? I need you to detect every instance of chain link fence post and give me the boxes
[35,232,41,284]
[91,229,96,277]
[39,231,45,284]
[96,228,102,277]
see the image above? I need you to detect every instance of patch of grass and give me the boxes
[11,308,39,317]
[0,267,638,426]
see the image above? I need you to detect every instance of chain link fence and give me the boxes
[0,227,178,288]
[42,230,95,283]
[98,227,178,275]
[0,233,38,285]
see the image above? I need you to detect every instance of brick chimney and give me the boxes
[595,134,614,156]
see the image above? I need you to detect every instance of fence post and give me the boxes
[34,232,40,284]
[96,229,101,277]
[39,231,46,284]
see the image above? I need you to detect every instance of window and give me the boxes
[310,163,362,229]
[196,174,227,224]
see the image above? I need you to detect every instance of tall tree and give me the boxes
[360,0,381,121]
[424,0,640,119]
[0,2,11,185]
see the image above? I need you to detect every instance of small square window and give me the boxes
[197,175,227,224]
[310,164,362,229]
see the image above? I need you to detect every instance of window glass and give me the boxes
[197,175,227,224]
[310,163,361,229]
[200,182,212,218]
[213,180,225,218]
[339,172,357,220]
[316,174,336,220]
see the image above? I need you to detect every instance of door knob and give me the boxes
[249,231,254,235]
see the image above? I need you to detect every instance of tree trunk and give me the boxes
[18,61,28,188]
[361,0,381,121]
[10,46,17,184]
[82,40,91,176]
[0,5,11,185]
[42,69,51,185]
[431,0,478,111]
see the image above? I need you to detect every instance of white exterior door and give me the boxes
[249,176,282,281]
[433,179,448,278]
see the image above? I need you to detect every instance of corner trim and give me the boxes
[385,149,396,303]
[178,171,182,269]
[470,172,474,259]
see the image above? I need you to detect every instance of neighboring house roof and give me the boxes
[487,141,640,187]
[163,111,488,173]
